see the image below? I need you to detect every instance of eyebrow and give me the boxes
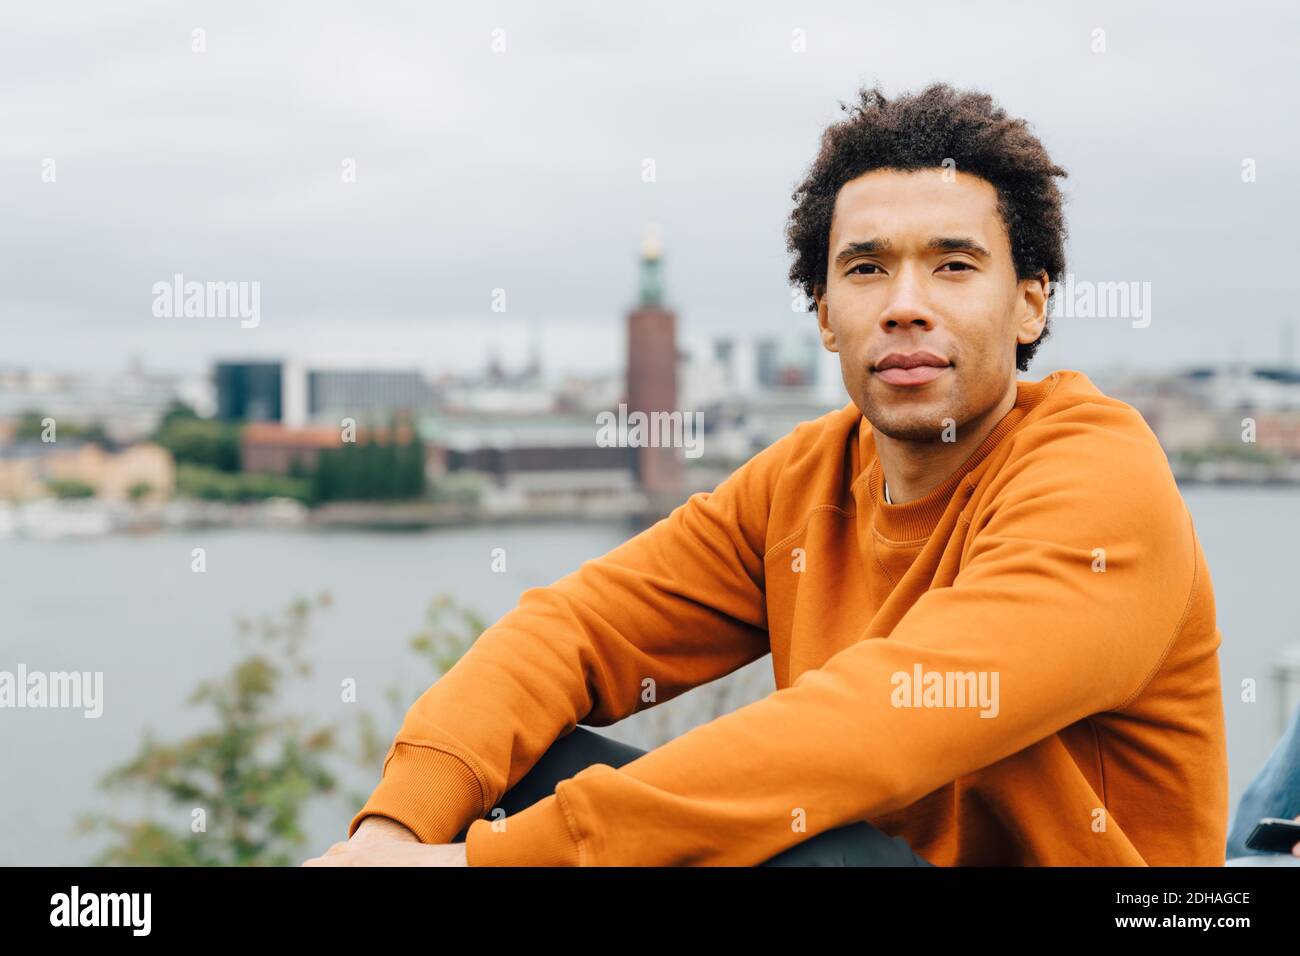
[832,236,992,266]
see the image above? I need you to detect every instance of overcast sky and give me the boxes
[2,0,1298,378]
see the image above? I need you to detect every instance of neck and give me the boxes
[876,379,1017,504]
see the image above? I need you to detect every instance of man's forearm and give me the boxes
[352,814,420,843]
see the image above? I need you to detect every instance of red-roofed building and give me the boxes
[241,422,419,475]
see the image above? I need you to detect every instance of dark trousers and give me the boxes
[452,726,933,866]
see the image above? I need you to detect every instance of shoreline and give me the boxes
[2,478,1299,540]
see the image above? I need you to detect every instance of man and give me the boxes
[305,82,1231,867]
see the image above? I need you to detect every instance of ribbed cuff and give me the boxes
[465,792,583,866]
[348,742,485,844]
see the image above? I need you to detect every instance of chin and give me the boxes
[870,418,954,443]
[861,395,950,440]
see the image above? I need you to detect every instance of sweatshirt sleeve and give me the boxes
[466,431,1198,865]
[348,423,802,848]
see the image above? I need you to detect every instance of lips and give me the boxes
[873,351,950,387]
[876,365,947,386]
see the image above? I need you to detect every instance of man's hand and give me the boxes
[302,841,467,867]
[301,815,468,867]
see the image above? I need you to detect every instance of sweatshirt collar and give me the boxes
[855,371,1062,543]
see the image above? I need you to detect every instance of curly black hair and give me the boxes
[786,83,1068,372]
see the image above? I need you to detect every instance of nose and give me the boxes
[877,263,938,333]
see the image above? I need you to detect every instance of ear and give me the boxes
[815,286,838,352]
[1016,271,1050,346]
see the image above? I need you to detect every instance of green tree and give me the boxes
[309,449,336,504]
[46,478,95,499]
[337,443,362,499]
[155,400,199,433]
[401,431,427,498]
[175,464,309,504]
[78,591,489,866]
[308,426,427,504]
[406,594,489,674]
[15,409,48,440]
[361,432,386,500]
[16,411,111,446]
[378,432,401,500]
[77,595,341,866]
[154,418,242,473]
[77,422,113,447]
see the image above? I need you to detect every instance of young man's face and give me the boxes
[815,168,1048,443]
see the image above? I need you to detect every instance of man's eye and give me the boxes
[849,263,881,275]
[939,261,973,272]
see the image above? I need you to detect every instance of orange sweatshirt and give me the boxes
[350,369,1228,866]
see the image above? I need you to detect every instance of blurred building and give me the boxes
[240,423,343,474]
[1091,364,1300,484]
[427,412,636,512]
[1254,412,1300,457]
[704,332,830,400]
[221,359,440,428]
[624,225,682,503]
[438,353,556,415]
[1182,365,1300,413]
[285,358,439,426]
[755,337,778,389]
[0,360,204,443]
[215,361,283,422]
[0,441,174,501]
[241,421,420,475]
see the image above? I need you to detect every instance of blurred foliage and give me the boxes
[77,594,338,866]
[153,416,242,473]
[127,481,153,501]
[309,424,427,504]
[15,410,111,447]
[407,594,488,676]
[156,399,200,431]
[46,478,96,499]
[1176,441,1284,465]
[78,591,487,866]
[176,463,310,504]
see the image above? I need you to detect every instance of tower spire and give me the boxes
[638,223,664,308]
